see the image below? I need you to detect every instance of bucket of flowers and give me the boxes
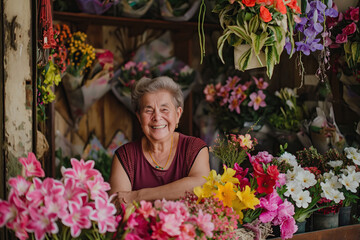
[0,152,120,240]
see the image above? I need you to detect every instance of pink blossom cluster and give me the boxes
[121,198,214,240]
[0,152,120,240]
[181,192,239,240]
[203,76,268,114]
[258,191,297,239]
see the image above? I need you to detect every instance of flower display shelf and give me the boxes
[271,224,360,240]
[53,11,220,31]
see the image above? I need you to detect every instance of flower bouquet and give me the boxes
[199,0,301,78]
[328,5,360,81]
[203,74,276,133]
[116,198,215,239]
[0,152,120,240]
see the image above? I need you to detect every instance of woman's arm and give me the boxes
[109,147,210,205]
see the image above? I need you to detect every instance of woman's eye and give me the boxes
[161,108,169,112]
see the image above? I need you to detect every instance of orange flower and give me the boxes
[242,0,256,7]
[286,0,301,14]
[259,6,272,22]
[275,0,286,14]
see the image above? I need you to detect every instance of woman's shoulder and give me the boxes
[115,140,141,155]
[178,133,207,148]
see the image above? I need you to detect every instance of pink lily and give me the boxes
[89,196,118,233]
[248,90,267,111]
[27,206,59,240]
[62,158,100,184]
[62,201,92,237]
[63,178,88,205]
[19,152,45,178]
[86,175,110,201]
[8,176,31,197]
[137,200,156,218]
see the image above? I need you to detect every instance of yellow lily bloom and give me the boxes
[221,166,240,184]
[214,182,236,208]
[236,185,260,210]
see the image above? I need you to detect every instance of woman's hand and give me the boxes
[112,191,138,210]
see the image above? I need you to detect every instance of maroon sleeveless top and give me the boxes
[115,133,207,190]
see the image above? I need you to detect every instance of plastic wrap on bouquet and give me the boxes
[75,0,113,15]
[309,103,346,154]
[159,0,201,21]
[65,73,112,123]
[120,0,154,18]
[62,72,84,92]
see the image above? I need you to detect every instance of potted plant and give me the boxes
[199,0,301,78]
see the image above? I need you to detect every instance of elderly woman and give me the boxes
[109,76,210,206]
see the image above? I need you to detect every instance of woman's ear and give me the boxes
[176,107,183,122]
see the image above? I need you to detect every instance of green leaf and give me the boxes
[250,32,267,56]
[217,30,231,64]
[351,42,359,64]
[248,15,260,34]
[268,25,284,44]
[265,46,275,78]
[228,25,251,43]
[236,47,252,71]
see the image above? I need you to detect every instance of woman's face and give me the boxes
[136,90,182,142]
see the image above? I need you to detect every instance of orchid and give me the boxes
[0,153,120,240]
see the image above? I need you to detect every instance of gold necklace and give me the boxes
[148,135,173,170]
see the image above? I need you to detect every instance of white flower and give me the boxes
[326,176,342,189]
[340,175,359,193]
[286,100,295,109]
[278,152,298,167]
[284,181,302,198]
[286,165,302,182]
[332,190,345,204]
[323,171,335,180]
[293,190,312,209]
[327,160,343,168]
[296,170,317,189]
[320,182,337,200]
[344,147,360,165]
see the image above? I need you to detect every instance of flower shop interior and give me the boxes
[1,0,360,239]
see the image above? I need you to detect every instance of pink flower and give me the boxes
[276,173,287,187]
[62,201,92,237]
[27,207,59,240]
[195,209,214,238]
[228,95,242,114]
[89,197,118,233]
[26,178,64,207]
[350,7,359,22]
[248,90,266,111]
[159,212,182,236]
[179,223,196,240]
[335,33,347,43]
[151,221,169,240]
[274,200,295,225]
[19,152,45,178]
[342,22,357,35]
[62,158,100,184]
[0,200,15,227]
[63,178,87,205]
[124,61,136,70]
[225,75,241,90]
[279,216,297,239]
[217,86,230,106]
[254,151,273,164]
[259,191,283,223]
[124,233,143,240]
[86,175,110,200]
[44,195,68,219]
[6,215,29,240]
[8,176,31,196]
[137,200,156,218]
[253,76,269,90]
[203,84,217,102]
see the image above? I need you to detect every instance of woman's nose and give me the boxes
[152,109,162,121]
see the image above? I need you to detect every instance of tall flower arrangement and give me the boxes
[0,153,120,240]
[203,75,275,132]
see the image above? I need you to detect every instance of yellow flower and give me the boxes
[236,185,260,210]
[214,182,236,208]
[221,166,240,184]
[232,198,245,223]
[194,182,216,202]
[239,134,253,149]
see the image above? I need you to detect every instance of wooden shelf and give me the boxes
[53,11,220,32]
[271,224,360,240]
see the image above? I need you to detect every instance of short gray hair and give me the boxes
[131,76,184,113]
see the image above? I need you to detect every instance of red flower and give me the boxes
[266,165,279,181]
[253,162,266,177]
[242,0,256,7]
[342,22,357,35]
[275,0,287,14]
[256,175,276,194]
[259,6,272,22]
[350,7,359,22]
[335,33,347,44]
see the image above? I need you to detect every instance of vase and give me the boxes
[313,212,339,231]
[295,220,306,234]
[339,206,352,226]
[234,44,266,71]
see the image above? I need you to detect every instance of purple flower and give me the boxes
[309,39,324,52]
[284,39,293,55]
[325,8,338,18]
[295,42,311,55]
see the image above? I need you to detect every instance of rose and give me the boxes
[342,22,357,35]
[259,6,272,22]
[242,0,256,7]
[350,7,359,22]
[335,33,347,44]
